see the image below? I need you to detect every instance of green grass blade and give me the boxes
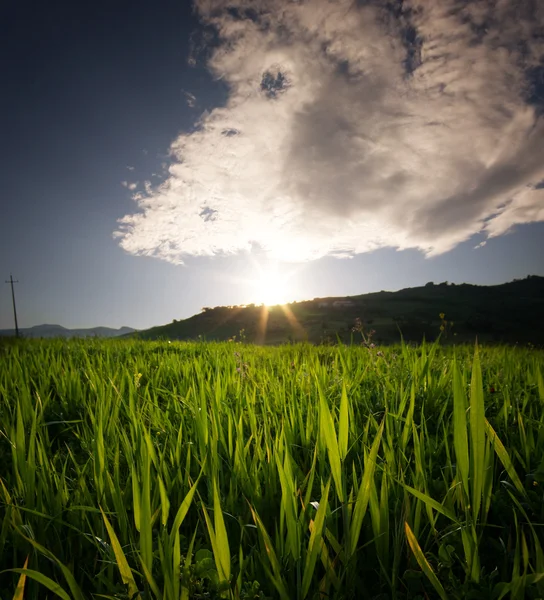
[170,471,202,536]
[213,477,231,584]
[485,419,525,496]
[140,558,161,599]
[4,569,71,600]
[404,521,447,600]
[181,526,199,600]
[469,344,486,519]
[453,359,470,498]
[15,533,86,600]
[100,507,139,599]
[338,384,349,461]
[350,419,384,556]
[276,451,300,561]
[139,450,153,576]
[400,483,459,524]
[131,465,141,533]
[11,556,28,600]
[318,382,344,503]
[249,505,290,600]
[158,474,170,527]
[301,478,331,600]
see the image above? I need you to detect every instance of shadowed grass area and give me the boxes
[0,337,543,599]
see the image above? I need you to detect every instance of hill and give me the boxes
[133,275,544,346]
[0,324,136,339]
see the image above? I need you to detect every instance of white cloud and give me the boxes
[121,181,138,191]
[115,0,544,263]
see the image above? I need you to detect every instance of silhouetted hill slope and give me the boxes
[0,324,136,339]
[133,275,544,345]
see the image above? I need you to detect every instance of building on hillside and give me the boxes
[332,300,354,308]
[318,302,329,308]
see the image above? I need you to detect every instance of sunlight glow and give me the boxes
[252,269,290,306]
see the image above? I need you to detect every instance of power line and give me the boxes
[5,274,19,337]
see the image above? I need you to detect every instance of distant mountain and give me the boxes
[0,324,136,339]
[132,275,544,346]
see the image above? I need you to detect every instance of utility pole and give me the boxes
[5,274,19,337]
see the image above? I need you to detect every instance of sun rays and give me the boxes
[197,259,308,344]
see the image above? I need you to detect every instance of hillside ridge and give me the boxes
[134,275,544,345]
[0,324,136,339]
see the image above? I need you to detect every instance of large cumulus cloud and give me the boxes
[115,0,544,263]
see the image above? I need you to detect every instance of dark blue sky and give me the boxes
[1,0,543,330]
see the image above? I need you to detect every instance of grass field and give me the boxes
[1,338,543,599]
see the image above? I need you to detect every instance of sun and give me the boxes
[252,269,290,306]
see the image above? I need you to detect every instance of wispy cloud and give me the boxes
[116,0,544,263]
[121,181,138,191]
[182,90,197,107]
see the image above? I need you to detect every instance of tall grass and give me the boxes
[0,337,543,599]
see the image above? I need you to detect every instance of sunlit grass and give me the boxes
[0,337,543,599]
